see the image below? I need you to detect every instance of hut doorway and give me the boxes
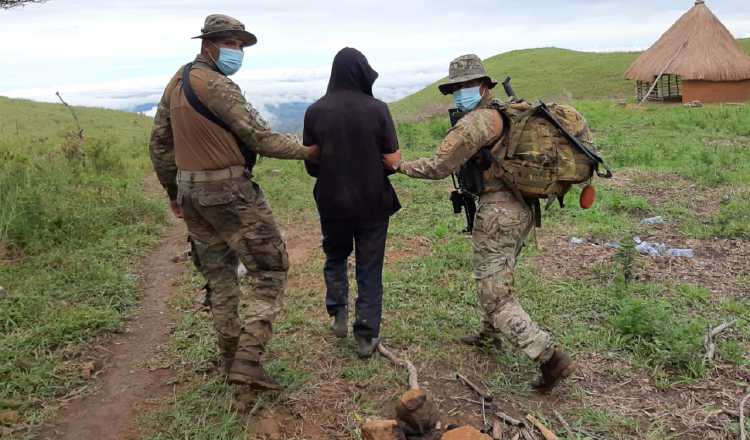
[635,74,683,102]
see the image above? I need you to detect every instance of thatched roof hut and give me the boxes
[625,0,750,103]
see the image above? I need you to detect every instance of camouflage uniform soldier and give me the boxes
[393,55,575,392]
[149,14,319,391]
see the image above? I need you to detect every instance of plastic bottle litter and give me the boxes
[605,241,622,249]
[570,237,585,246]
[635,241,668,257]
[666,248,695,258]
[641,216,665,225]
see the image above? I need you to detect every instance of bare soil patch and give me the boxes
[0,241,20,267]
[37,209,187,439]
[531,231,749,297]
[387,235,433,264]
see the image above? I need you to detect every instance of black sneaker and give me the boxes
[331,309,348,338]
[354,335,380,359]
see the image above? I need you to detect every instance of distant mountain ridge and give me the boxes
[132,101,309,134]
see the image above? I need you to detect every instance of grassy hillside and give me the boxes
[138,100,750,439]
[0,97,165,425]
[2,33,750,436]
[391,38,750,121]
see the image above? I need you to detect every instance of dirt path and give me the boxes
[38,216,187,440]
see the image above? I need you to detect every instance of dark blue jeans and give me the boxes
[321,218,389,339]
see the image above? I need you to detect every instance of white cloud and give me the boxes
[1,0,748,114]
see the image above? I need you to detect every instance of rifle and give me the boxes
[448,108,479,233]
[502,76,517,101]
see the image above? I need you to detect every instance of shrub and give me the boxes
[611,297,707,376]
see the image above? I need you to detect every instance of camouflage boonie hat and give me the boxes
[438,54,497,95]
[192,14,257,47]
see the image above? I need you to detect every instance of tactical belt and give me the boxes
[177,166,248,183]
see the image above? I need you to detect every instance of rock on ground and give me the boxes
[396,389,440,435]
[361,420,405,440]
[442,426,493,440]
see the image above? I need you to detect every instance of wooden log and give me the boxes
[377,343,419,390]
[526,415,558,440]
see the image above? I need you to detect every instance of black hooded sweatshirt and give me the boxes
[303,48,401,221]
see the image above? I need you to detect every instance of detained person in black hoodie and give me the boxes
[303,48,401,358]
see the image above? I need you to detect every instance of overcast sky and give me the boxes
[1,0,749,117]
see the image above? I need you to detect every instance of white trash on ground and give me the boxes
[570,237,585,246]
[640,216,665,225]
[596,237,694,257]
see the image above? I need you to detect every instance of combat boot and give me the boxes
[458,332,503,350]
[354,334,380,359]
[331,308,348,338]
[531,348,576,393]
[227,359,283,391]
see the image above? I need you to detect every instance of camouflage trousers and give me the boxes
[178,175,288,364]
[472,191,554,363]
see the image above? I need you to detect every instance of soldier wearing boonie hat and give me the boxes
[149,14,319,393]
[392,54,576,393]
[192,14,258,47]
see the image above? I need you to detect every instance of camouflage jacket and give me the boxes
[149,54,308,200]
[398,95,505,190]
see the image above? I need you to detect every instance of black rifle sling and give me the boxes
[181,63,257,170]
[536,102,612,178]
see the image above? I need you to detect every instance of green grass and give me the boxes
[143,104,750,437]
[0,97,165,426]
[397,101,750,240]
[141,91,749,438]
[391,38,750,121]
[4,37,750,438]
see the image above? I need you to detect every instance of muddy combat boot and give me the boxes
[531,348,576,393]
[228,359,283,391]
[458,332,503,351]
[331,309,348,338]
[354,335,380,359]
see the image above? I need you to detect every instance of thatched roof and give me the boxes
[625,1,750,82]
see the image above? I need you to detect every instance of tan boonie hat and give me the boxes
[438,54,497,95]
[192,14,257,47]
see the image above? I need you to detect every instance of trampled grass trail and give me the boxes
[38,211,187,440]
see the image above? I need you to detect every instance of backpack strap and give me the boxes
[486,136,541,227]
[181,63,257,171]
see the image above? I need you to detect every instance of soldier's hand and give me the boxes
[169,199,184,218]
[306,144,320,163]
[383,150,402,171]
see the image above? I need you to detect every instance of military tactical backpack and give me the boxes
[486,98,611,206]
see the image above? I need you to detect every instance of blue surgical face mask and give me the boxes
[215,47,244,76]
[453,86,482,112]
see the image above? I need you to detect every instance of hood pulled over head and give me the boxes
[326,47,378,96]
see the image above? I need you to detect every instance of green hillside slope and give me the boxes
[391,38,750,121]
[0,97,165,420]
